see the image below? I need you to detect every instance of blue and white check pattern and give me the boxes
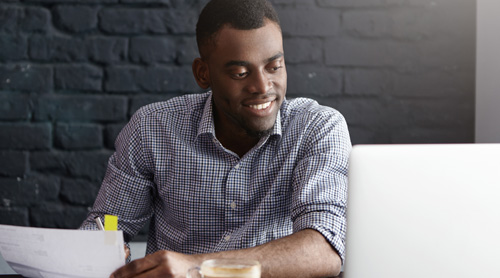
[80,91,351,260]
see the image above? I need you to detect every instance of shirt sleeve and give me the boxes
[290,108,351,262]
[79,108,155,242]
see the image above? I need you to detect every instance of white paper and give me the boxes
[0,224,125,278]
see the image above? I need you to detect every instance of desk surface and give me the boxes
[0,269,345,277]
[5,274,342,278]
[1,274,344,278]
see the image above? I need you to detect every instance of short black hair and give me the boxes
[196,0,281,58]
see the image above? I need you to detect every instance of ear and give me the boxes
[192,58,211,89]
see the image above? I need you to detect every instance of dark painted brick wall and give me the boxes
[0,0,475,237]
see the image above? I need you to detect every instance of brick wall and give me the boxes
[0,0,475,234]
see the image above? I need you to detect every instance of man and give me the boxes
[80,0,351,277]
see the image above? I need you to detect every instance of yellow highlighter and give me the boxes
[104,214,118,231]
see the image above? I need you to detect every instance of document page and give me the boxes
[0,224,125,278]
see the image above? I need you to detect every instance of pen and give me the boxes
[94,216,105,230]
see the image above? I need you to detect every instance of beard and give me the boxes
[213,97,279,139]
[235,111,276,139]
[244,125,274,138]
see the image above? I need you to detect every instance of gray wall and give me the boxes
[0,0,475,233]
[476,0,500,143]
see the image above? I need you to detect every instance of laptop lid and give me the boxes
[344,144,500,278]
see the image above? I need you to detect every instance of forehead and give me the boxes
[206,20,283,64]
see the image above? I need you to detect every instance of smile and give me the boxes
[248,101,272,110]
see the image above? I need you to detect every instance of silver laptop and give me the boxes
[344,144,500,278]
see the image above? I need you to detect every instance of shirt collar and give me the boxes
[196,91,283,140]
[197,92,215,137]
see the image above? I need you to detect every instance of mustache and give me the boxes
[243,92,278,101]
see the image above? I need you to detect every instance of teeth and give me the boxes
[249,101,272,110]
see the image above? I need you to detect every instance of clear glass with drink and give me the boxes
[187,259,261,278]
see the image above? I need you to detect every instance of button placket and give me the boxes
[225,158,245,230]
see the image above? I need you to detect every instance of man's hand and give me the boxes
[111,229,340,278]
[110,250,200,278]
[125,245,130,260]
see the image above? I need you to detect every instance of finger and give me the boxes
[125,245,131,259]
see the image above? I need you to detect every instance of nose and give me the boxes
[247,71,272,94]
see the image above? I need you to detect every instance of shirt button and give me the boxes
[230,202,237,209]
[224,235,231,241]
[234,164,240,169]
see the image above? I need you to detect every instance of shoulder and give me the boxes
[280,98,351,158]
[121,92,210,137]
[281,97,346,126]
[134,92,209,119]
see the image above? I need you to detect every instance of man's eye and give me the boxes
[232,72,248,79]
[269,66,283,72]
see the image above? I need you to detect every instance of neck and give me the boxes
[214,119,261,158]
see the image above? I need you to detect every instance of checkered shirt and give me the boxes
[80,91,351,261]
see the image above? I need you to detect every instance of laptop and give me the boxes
[343,144,500,278]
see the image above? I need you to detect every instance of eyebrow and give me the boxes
[224,52,284,68]
[225,60,249,67]
[267,52,284,63]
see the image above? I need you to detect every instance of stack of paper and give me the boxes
[0,224,125,278]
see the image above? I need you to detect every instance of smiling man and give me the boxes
[80,0,351,277]
[193,13,287,157]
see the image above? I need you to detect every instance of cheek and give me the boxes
[274,74,287,92]
[212,82,243,103]
[212,88,237,110]
[280,75,287,87]
[210,73,237,92]
[275,69,287,84]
